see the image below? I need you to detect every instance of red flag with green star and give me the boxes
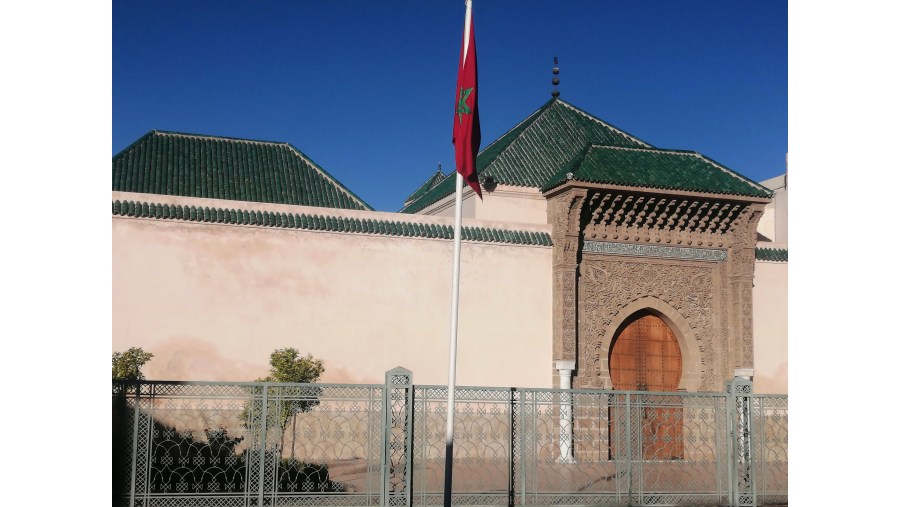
[452,2,481,198]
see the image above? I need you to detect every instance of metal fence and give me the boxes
[113,368,787,507]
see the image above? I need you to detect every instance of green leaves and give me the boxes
[257,348,325,384]
[112,347,154,381]
[241,348,326,434]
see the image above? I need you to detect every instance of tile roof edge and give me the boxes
[541,144,595,192]
[480,98,556,155]
[283,143,374,211]
[112,130,157,162]
[151,130,293,147]
[112,199,553,247]
[401,97,675,212]
[404,169,448,204]
[690,153,774,197]
[398,173,459,213]
[113,131,375,211]
[401,100,559,213]
[540,145,774,198]
[556,99,655,148]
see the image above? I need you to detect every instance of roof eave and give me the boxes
[542,180,772,204]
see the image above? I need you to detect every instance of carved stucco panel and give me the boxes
[549,189,588,365]
[578,257,720,390]
[561,271,577,359]
[719,262,729,387]
[725,205,762,370]
[741,282,754,366]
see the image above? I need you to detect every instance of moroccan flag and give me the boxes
[452,2,482,198]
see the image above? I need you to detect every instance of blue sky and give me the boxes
[113,0,787,211]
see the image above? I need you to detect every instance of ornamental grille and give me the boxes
[113,377,786,507]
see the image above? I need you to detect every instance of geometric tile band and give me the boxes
[583,240,727,261]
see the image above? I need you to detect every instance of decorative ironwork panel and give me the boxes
[114,376,785,507]
[519,389,621,506]
[628,393,729,506]
[517,389,728,506]
[413,387,513,506]
[114,382,384,507]
[752,396,787,505]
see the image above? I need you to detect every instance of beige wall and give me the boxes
[414,185,548,226]
[752,260,788,394]
[758,174,787,244]
[112,201,553,387]
[113,186,787,394]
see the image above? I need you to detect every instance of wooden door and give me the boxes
[609,313,684,459]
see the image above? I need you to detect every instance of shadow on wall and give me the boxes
[752,362,788,395]
[141,336,269,381]
[140,336,366,384]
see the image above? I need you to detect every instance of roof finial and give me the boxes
[438,162,443,174]
[551,56,560,98]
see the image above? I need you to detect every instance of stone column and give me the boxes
[555,360,576,462]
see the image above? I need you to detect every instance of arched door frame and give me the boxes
[597,297,701,392]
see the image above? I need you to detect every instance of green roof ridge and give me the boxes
[283,142,374,211]
[404,169,449,205]
[399,98,657,214]
[113,130,373,211]
[113,199,552,247]
[554,100,654,148]
[541,145,773,198]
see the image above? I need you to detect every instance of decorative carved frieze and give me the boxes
[577,258,718,390]
[583,191,750,248]
[583,241,727,262]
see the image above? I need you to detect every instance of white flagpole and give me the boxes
[445,7,472,507]
[443,172,464,507]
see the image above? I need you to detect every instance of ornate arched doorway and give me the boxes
[609,311,684,459]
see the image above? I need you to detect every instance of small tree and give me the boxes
[258,348,325,384]
[245,348,325,459]
[112,347,154,382]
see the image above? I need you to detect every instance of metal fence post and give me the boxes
[128,383,141,507]
[508,387,516,507]
[382,367,413,507]
[624,392,633,505]
[726,374,755,506]
[405,372,415,507]
[258,384,269,507]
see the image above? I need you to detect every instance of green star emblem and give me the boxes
[456,86,473,124]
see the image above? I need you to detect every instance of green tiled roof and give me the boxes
[756,247,788,262]
[113,130,372,211]
[542,146,772,198]
[400,98,653,213]
[112,200,552,247]
[404,169,448,206]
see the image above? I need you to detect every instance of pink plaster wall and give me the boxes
[112,209,553,387]
[412,185,548,226]
[752,260,788,394]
